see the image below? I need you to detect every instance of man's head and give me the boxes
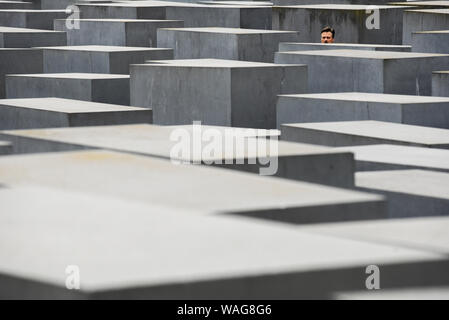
[321,26,335,43]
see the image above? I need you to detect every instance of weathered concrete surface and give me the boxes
[78,1,273,29]
[279,42,411,52]
[199,1,273,6]
[433,71,449,96]
[334,144,449,173]
[0,184,442,299]
[157,27,300,62]
[356,170,449,218]
[272,5,410,45]
[40,45,173,74]
[131,59,307,128]
[281,120,449,149]
[276,92,449,129]
[0,26,66,47]
[0,48,43,99]
[0,98,152,129]
[54,19,184,47]
[0,150,386,225]
[274,0,391,4]
[0,124,355,188]
[0,1,33,9]
[274,49,449,95]
[6,73,130,105]
[0,9,68,30]
[0,140,12,154]
[412,30,449,54]
[403,9,449,44]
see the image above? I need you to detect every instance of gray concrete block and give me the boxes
[0,184,441,299]
[0,149,385,226]
[390,1,449,9]
[274,50,449,95]
[0,140,12,154]
[199,1,273,6]
[281,120,449,149]
[157,27,299,62]
[403,9,449,44]
[279,42,411,52]
[0,124,355,188]
[0,97,152,129]
[78,2,272,29]
[0,9,68,30]
[35,0,78,9]
[6,73,130,105]
[272,4,410,45]
[0,26,66,47]
[130,59,307,128]
[356,170,449,218]
[334,144,449,173]
[274,0,391,4]
[432,71,449,96]
[40,45,173,74]
[412,30,449,53]
[276,92,449,129]
[0,48,43,99]
[54,18,183,47]
[0,1,33,9]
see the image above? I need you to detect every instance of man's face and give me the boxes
[321,31,334,43]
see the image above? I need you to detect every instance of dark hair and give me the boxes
[321,26,335,38]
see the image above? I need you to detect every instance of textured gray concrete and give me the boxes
[279,42,411,52]
[0,26,66,47]
[0,48,43,99]
[433,71,449,97]
[0,98,152,129]
[199,1,273,5]
[281,121,449,149]
[78,1,272,29]
[275,50,449,95]
[412,30,449,54]
[390,1,449,9]
[6,73,130,105]
[0,124,355,188]
[274,0,391,4]
[54,19,184,47]
[131,59,307,128]
[276,92,449,129]
[356,170,449,218]
[0,150,386,225]
[157,27,299,62]
[1,184,443,299]
[403,9,449,44]
[0,9,68,29]
[0,1,33,9]
[272,4,410,45]
[334,144,449,173]
[40,45,173,74]
[0,140,12,154]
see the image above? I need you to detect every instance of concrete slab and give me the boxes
[334,144,449,173]
[335,287,449,300]
[130,59,307,128]
[39,45,173,74]
[0,48,43,99]
[433,71,449,96]
[280,120,449,149]
[34,0,80,9]
[0,1,33,9]
[390,1,449,9]
[272,5,411,45]
[356,170,449,218]
[54,18,184,47]
[275,49,449,95]
[0,184,443,299]
[412,30,449,54]
[279,42,411,52]
[0,140,11,154]
[0,9,68,30]
[6,73,130,105]
[0,26,66,48]
[0,124,355,188]
[275,0,392,4]
[199,1,273,5]
[403,9,449,44]
[276,92,449,129]
[78,1,272,29]
[157,27,299,62]
[0,97,152,129]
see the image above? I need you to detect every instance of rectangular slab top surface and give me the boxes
[37,45,169,52]
[7,73,130,80]
[280,42,412,49]
[279,92,449,104]
[279,49,449,59]
[0,98,145,113]
[276,4,412,10]
[282,121,449,146]
[0,26,65,33]
[406,8,449,13]
[0,9,67,12]
[143,58,302,68]
[159,27,297,34]
[78,1,269,8]
[54,18,183,23]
